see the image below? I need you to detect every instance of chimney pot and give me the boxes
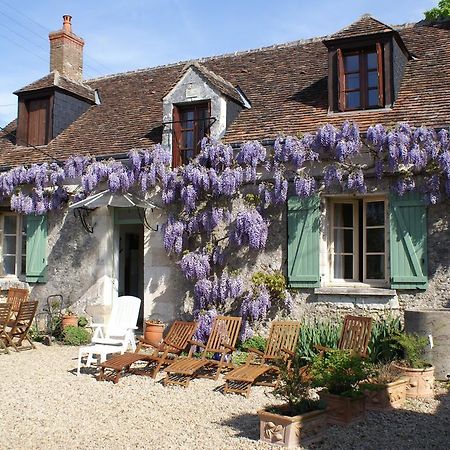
[62,15,72,32]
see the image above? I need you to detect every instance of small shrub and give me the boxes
[251,271,287,300]
[232,351,249,366]
[62,326,91,346]
[310,350,372,397]
[268,356,323,416]
[239,335,266,352]
[390,332,430,369]
[78,316,89,327]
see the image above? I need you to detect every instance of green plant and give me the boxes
[362,362,403,390]
[251,271,287,300]
[239,335,266,352]
[310,350,372,397]
[296,320,341,361]
[367,316,403,363]
[268,356,324,416]
[63,309,76,316]
[62,326,91,346]
[78,316,88,327]
[390,332,430,369]
[232,351,249,366]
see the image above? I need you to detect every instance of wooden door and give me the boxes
[27,99,49,145]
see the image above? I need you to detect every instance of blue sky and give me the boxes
[0,0,437,126]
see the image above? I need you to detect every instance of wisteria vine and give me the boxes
[1,121,449,340]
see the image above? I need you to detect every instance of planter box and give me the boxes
[320,392,366,425]
[361,377,408,410]
[392,363,435,398]
[258,407,327,448]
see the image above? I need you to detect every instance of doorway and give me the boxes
[117,222,144,324]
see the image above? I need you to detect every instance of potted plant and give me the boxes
[144,318,165,346]
[310,349,371,425]
[258,357,327,448]
[360,362,408,410]
[61,309,78,329]
[391,332,434,398]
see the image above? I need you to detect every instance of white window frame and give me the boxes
[0,213,26,278]
[326,195,389,287]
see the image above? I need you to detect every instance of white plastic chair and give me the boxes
[91,295,141,352]
[77,296,141,376]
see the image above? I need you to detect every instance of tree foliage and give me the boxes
[425,0,450,20]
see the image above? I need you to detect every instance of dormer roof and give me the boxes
[325,14,396,41]
[163,62,246,106]
[14,71,96,102]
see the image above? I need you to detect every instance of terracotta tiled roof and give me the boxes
[1,18,450,168]
[14,71,96,102]
[326,14,395,40]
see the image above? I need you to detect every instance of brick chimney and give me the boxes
[49,15,84,81]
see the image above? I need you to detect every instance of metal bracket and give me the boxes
[73,207,95,233]
[137,207,159,232]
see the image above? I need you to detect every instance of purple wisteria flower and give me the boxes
[179,251,211,281]
[294,175,317,198]
[162,216,184,254]
[232,208,268,249]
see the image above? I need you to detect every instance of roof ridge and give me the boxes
[85,34,329,82]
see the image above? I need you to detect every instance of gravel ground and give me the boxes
[0,343,449,450]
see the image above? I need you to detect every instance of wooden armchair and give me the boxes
[224,320,301,397]
[315,315,373,357]
[163,316,242,388]
[0,303,13,354]
[6,288,29,318]
[97,321,198,383]
[4,300,38,352]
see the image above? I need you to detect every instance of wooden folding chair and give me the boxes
[224,321,301,397]
[97,321,198,383]
[0,303,13,354]
[6,288,29,318]
[316,315,373,357]
[5,300,38,352]
[163,316,242,388]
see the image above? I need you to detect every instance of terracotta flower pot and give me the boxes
[320,391,366,425]
[61,315,78,329]
[361,377,408,410]
[258,407,327,448]
[144,321,164,346]
[392,363,435,398]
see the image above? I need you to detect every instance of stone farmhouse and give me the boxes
[0,14,449,325]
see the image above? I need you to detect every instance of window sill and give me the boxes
[315,286,396,296]
[327,106,392,116]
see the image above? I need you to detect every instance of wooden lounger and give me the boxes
[224,320,301,398]
[163,316,242,388]
[97,321,197,383]
[4,300,38,352]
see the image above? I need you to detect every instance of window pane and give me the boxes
[366,255,385,279]
[346,91,360,109]
[4,236,16,254]
[182,110,194,129]
[182,149,194,165]
[334,255,354,279]
[21,256,26,276]
[334,229,353,253]
[4,215,17,234]
[344,55,359,72]
[366,202,384,226]
[345,73,360,90]
[3,255,16,275]
[368,71,378,88]
[367,52,377,70]
[368,89,379,106]
[334,203,354,228]
[182,130,194,149]
[366,228,385,253]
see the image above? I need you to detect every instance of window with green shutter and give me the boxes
[287,195,320,288]
[389,193,428,290]
[26,214,48,283]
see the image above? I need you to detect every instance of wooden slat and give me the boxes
[338,315,373,357]
[6,288,29,312]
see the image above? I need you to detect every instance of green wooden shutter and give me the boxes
[389,193,427,290]
[287,195,320,288]
[26,214,48,283]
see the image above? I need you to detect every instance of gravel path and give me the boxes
[0,344,449,450]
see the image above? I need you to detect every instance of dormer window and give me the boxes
[172,102,210,167]
[337,44,384,111]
